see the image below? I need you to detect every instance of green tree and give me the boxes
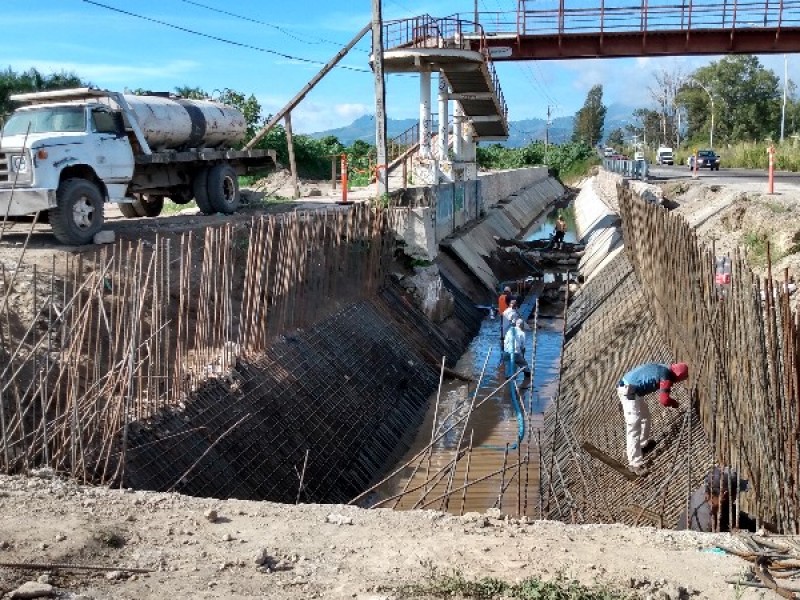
[606,128,625,148]
[626,108,662,148]
[679,55,781,144]
[0,67,86,118]
[572,84,606,147]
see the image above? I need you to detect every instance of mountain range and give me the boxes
[308,104,638,147]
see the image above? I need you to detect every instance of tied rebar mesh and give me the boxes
[0,205,419,488]
[543,186,800,533]
[124,291,477,503]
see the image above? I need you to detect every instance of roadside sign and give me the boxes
[488,47,513,58]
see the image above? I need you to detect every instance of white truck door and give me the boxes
[90,107,134,182]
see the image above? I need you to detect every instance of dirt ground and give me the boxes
[0,471,775,600]
[1,172,798,599]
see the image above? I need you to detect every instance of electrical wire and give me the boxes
[81,0,372,73]
[177,0,370,52]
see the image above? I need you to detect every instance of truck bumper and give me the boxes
[0,188,57,216]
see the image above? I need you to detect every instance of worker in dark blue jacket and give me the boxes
[616,362,688,475]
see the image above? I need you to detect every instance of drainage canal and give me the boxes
[367,207,576,517]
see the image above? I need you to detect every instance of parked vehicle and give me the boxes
[0,87,276,244]
[656,146,674,165]
[634,150,645,161]
[687,149,721,171]
[603,147,614,157]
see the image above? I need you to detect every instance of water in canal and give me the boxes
[373,207,573,517]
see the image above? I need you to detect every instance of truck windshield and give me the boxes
[3,106,86,136]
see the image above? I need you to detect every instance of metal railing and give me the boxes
[454,0,800,36]
[603,158,649,180]
[383,15,508,122]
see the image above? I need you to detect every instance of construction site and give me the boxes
[3,6,800,600]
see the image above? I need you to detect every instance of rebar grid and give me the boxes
[0,204,397,487]
[542,187,800,532]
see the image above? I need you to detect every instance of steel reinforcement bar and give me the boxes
[0,204,397,485]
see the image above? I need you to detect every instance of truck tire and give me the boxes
[207,163,240,214]
[133,194,164,217]
[50,178,105,245]
[193,169,214,215]
[119,202,139,218]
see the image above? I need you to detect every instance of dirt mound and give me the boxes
[671,181,800,277]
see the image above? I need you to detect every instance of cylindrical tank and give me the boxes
[121,95,247,151]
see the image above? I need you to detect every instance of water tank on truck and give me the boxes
[122,94,247,151]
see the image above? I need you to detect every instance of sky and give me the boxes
[3,0,800,135]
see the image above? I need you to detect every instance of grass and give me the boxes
[743,230,771,266]
[558,157,601,186]
[162,200,196,215]
[395,567,630,600]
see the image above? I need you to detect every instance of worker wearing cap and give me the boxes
[675,466,756,532]
[616,362,689,475]
[503,318,530,377]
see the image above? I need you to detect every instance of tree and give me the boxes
[648,67,685,147]
[0,67,86,118]
[625,108,662,148]
[572,85,606,147]
[606,128,625,148]
[679,55,781,144]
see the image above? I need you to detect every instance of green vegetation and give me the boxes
[477,141,599,181]
[743,230,771,266]
[573,84,606,147]
[397,570,630,600]
[0,67,86,118]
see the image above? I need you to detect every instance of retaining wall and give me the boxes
[393,167,563,265]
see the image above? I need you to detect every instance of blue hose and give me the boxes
[504,352,526,443]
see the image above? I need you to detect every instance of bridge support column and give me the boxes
[438,73,449,163]
[453,103,463,161]
[419,70,432,159]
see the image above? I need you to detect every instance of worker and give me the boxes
[675,466,756,532]
[616,362,689,476]
[501,298,520,341]
[552,214,567,249]
[497,286,513,314]
[503,318,531,377]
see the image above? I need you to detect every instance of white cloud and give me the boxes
[292,101,372,134]
[3,58,200,86]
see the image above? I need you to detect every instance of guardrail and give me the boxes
[602,158,649,180]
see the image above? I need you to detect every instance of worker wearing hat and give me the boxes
[616,362,689,476]
[675,466,756,532]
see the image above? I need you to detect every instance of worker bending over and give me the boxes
[503,318,531,378]
[616,362,689,476]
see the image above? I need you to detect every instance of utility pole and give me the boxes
[474,0,479,32]
[372,0,388,196]
[781,54,788,143]
[545,105,551,164]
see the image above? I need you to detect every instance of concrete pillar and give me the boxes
[419,70,432,159]
[438,73,449,161]
[453,103,463,161]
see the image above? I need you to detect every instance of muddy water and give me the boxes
[374,207,571,517]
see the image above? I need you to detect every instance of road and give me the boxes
[647,164,800,192]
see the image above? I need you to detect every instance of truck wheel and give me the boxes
[119,202,139,218]
[207,163,240,214]
[133,194,164,217]
[193,169,214,215]
[50,178,104,245]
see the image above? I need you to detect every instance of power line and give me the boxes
[81,0,372,73]
[177,0,369,53]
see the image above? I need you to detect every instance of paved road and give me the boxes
[647,164,800,192]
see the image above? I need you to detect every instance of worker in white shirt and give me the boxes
[503,318,530,377]
[501,299,520,342]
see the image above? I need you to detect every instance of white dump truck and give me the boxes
[0,88,276,244]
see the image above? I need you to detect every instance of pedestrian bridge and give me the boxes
[466,0,800,59]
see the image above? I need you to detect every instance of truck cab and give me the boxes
[656,147,674,165]
[1,95,136,243]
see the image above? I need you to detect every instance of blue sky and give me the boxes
[3,1,798,134]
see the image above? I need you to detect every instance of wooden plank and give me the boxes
[581,442,638,480]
